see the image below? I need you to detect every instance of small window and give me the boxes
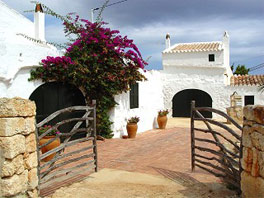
[245,96,254,106]
[130,83,139,109]
[209,54,215,62]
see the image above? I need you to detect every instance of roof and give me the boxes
[230,75,264,86]
[163,41,223,53]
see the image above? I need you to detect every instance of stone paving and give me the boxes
[98,126,219,184]
[44,118,240,197]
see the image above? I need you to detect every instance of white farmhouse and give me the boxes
[0,1,61,98]
[0,1,263,138]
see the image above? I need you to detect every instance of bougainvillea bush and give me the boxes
[29,13,147,138]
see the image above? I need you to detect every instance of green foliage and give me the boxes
[231,64,249,75]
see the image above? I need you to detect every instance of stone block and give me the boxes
[1,170,28,197]
[0,117,35,137]
[258,151,264,178]
[0,97,36,118]
[27,189,38,198]
[251,148,260,177]
[0,135,25,159]
[251,131,264,152]
[241,171,264,198]
[26,133,37,153]
[24,151,38,169]
[242,147,253,172]
[28,168,38,190]
[242,126,253,148]
[243,106,255,121]
[252,123,264,136]
[2,154,24,177]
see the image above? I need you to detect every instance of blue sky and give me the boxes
[2,0,264,73]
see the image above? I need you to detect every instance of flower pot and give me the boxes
[157,115,168,129]
[126,123,138,138]
[39,136,61,162]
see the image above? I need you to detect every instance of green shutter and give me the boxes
[130,83,139,109]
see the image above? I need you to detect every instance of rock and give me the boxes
[241,147,253,173]
[251,131,264,152]
[26,133,37,153]
[24,151,38,169]
[258,151,264,178]
[0,135,25,159]
[242,126,253,148]
[27,189,38,198]
[252,123,264,136]
[0,97,36,118]
[2,154,24,177]
[28,168,38,190]
[243,106,255,121]
[22,117,36,135]
[1,170,28,196]
[251,148,259,177]
[241,171,264,198]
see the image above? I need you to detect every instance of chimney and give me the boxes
[34,3,45,41]
[223,31,230,68]
[165,33,170,49]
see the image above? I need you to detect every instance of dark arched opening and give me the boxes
[29,82,86,138]
[172,89,212,118]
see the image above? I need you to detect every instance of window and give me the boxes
[245,95,254,106]
[130,83,139,109]
[209,54,215,62]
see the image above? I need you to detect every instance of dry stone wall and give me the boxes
[0,97,38,198]
[241,105,264,198]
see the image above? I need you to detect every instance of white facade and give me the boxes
[0,1,263,138]
[0,1,61,98]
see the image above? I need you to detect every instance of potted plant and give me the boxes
[157,109,169,129]
[38,125,61,162]
[126,116,140,138]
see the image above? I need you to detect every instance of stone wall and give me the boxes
[0,97,38,198]
[241,105,264,198]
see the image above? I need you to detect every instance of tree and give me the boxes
[29,6,147,138]
[231,64,249,75]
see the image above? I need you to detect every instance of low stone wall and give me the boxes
[241,105,264,197]
[0,98,38,198]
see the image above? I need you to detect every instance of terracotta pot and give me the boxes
[126,123,138,138]
[157,115,168,129]
[39,136,61,162]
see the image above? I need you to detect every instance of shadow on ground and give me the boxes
[151,166,240,198]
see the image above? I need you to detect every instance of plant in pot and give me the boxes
[126,116,140,138]
[38,125,61,162]
[157,109,169,129]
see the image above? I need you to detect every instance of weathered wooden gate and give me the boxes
[190,101,242,191]
[36,103,97,196]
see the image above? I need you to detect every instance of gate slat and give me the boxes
[190,100,242,192]
[41,145,94,169]
[40,159,96,184]
[36,104,98,195]
[194,127,239,150]
[39,136,94,160]
[40,165,95,189]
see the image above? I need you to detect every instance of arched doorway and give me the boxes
[29,82,86,138]
[172,89,212,118]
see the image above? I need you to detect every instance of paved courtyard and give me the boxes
[46,118,240,197]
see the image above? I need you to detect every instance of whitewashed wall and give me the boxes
[0,1,61,99]
[109,70,164,138]
[162,50,224,69]
[161,66,228,116]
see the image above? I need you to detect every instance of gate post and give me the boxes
[241,105,264,197]
[0,98,38,198]
[190,100,195,171]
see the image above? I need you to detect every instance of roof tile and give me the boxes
[230,75,264,86]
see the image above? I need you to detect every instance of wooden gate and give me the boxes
[36,103,97,196]
[190,101,242,191]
